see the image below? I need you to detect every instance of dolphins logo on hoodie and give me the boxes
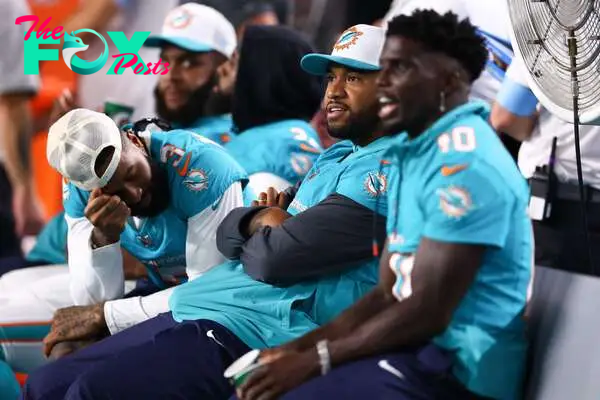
[62,29,109,75]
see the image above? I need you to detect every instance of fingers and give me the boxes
[277,193,289,210]
[47,341,77,361]
[42,330,59,357]
[86,196,129,227]
[266,187,278,206]
[98,202,130,229]
[85,193,112,216]
[239,368,273,400]
[256,192,267,207]
[89,188,103,201]
[259,349,285,364]
[254,188,286,208]
[86,196,119,222]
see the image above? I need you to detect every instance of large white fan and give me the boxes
[507,0,600,126]
[507,0,600,272]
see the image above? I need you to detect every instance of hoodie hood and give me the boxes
[232,25,324,133]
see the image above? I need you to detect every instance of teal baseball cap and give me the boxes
[301,24,386,76]
[144,3,237,58]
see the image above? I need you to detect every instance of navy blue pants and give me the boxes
[23,313,250,400]
[234,345,479,400]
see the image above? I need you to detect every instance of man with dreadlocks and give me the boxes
[237,10,533,400]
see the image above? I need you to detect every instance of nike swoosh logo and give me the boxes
[441,164,468,176]
[178,153,192,177]
[206,330,225,348]
[378,359,405,380]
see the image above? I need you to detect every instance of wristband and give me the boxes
[316,340,331,375]
[496,78,538,117]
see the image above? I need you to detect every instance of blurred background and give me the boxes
[23,0,393,223]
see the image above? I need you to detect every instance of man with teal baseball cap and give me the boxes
[145,3,238,145]
[301,24,385,75]
[145,3,236,57]
[299,24,385,147]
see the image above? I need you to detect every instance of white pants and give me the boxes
[0,266,136,374]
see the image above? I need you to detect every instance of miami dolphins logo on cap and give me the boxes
[334,26,364,51]
[167,8,193,29]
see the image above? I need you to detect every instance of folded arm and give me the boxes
[217,193,387,285]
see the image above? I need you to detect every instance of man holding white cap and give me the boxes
[23,24,397,400]
[0,109,247,372]
[145,2,238,145]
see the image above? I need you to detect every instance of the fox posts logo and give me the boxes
[61,30,108,75]
[15,15,170,76]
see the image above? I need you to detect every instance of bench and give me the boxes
[525,266,600,400]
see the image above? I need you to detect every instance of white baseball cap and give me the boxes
[301,24,386,76]
[144,3,237,59]
[47,109,122,191]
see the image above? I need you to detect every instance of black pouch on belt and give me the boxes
[528,137,558,221]
[529,168,553,221]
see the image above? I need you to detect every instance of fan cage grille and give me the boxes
[509,0,600,116]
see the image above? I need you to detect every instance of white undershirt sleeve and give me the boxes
[103,182,244,334]
[244,172,293,204]
[65,215,125,305]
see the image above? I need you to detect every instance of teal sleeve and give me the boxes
[279,125,323,183]
[26,211,68,264]
[0,360,19,400]
[336,161,391,215]
[172,147,247,218]
[62,182,90,219]
[421,160,513,248]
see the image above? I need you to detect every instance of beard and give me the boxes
[203,89,233,116]
[154,74,218,127]
[327,103,381,143]
[130,158,170,218]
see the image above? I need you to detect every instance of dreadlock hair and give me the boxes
[386,9,488,83]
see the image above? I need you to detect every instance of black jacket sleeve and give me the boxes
[238,193,387,286]
[216,206,268,260]
[216,182,303,259]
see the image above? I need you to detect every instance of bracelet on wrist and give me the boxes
[316,340,331,376]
